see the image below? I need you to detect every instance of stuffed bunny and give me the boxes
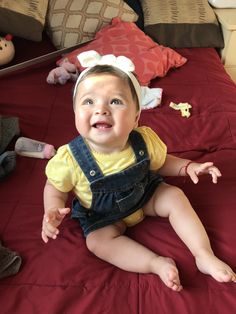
[46,58,79,85]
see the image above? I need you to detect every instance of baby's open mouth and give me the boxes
[93,123,112,129]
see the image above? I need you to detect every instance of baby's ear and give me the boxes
[134,112,140,128]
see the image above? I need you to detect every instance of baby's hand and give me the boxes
[41,207,70,243]
[187,162,222,184]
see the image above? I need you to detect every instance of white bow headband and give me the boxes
[73,50,141,109]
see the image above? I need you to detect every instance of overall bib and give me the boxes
[69,130,163,236]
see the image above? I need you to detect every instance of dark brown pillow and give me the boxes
[0,0,48,41]
[141,0,224,48]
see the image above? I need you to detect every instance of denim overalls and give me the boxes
[69,130,163,236]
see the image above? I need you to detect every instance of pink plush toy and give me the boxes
[46,58,79,85]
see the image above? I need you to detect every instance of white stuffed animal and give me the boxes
[0,34,15,66]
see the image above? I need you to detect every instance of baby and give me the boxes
[42,53,236,292]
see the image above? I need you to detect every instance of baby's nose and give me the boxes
[95,103,110,115]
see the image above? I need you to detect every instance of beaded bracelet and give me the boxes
[185,161,194,176]
[178,161,193,176]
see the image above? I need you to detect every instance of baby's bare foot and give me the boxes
[151,256,183,292]
[196,252,236,283]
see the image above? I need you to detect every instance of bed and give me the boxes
[1,1,236,313]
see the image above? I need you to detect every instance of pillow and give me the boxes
[0,0,48,41]
[46,0,138,49]
[208,0,236,8]
[58,18,187,86]
[141,0,224,48]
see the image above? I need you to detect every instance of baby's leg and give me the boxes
[143,183,236,283]
[86,221,183,291]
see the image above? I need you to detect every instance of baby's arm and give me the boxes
[159,154,221,184]
[42,180,70,243]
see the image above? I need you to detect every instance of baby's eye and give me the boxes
[83,98,93,105]
[111,98,123,105]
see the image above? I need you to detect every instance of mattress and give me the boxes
[0,36,236,313]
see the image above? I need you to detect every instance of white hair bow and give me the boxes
[77,50,135,73]
[75,50,141,109]
[74,50,163,112]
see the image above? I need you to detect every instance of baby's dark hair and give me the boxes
[73,65,140,110]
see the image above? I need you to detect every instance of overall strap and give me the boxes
[129,130,149,163]
[69,136,103,183]
[69,131,148,183]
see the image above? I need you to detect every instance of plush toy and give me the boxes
[169,102,192,118]
[0,34,15,66]
[46,58,79,85]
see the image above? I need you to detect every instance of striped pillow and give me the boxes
[141,0,224,48]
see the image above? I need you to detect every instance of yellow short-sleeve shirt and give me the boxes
[46,126,167,208]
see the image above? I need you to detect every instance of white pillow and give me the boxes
[208,0,236,8]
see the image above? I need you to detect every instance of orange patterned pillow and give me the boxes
[58,18,187,86]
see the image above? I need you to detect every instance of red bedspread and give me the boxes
[0,40,236,313]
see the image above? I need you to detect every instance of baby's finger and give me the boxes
[42,224,59,240]
[211,172,218,184]
[42,215,59,235]
[212,167,222,177]
[209,170,220,184]
[200,162,214,171]
[45,222,59,237]
[189,171,199,184]
[197,162,213,175]
[58,207,70,216]
[41,230,49,243]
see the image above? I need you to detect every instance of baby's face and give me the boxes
[74,73,139,154]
